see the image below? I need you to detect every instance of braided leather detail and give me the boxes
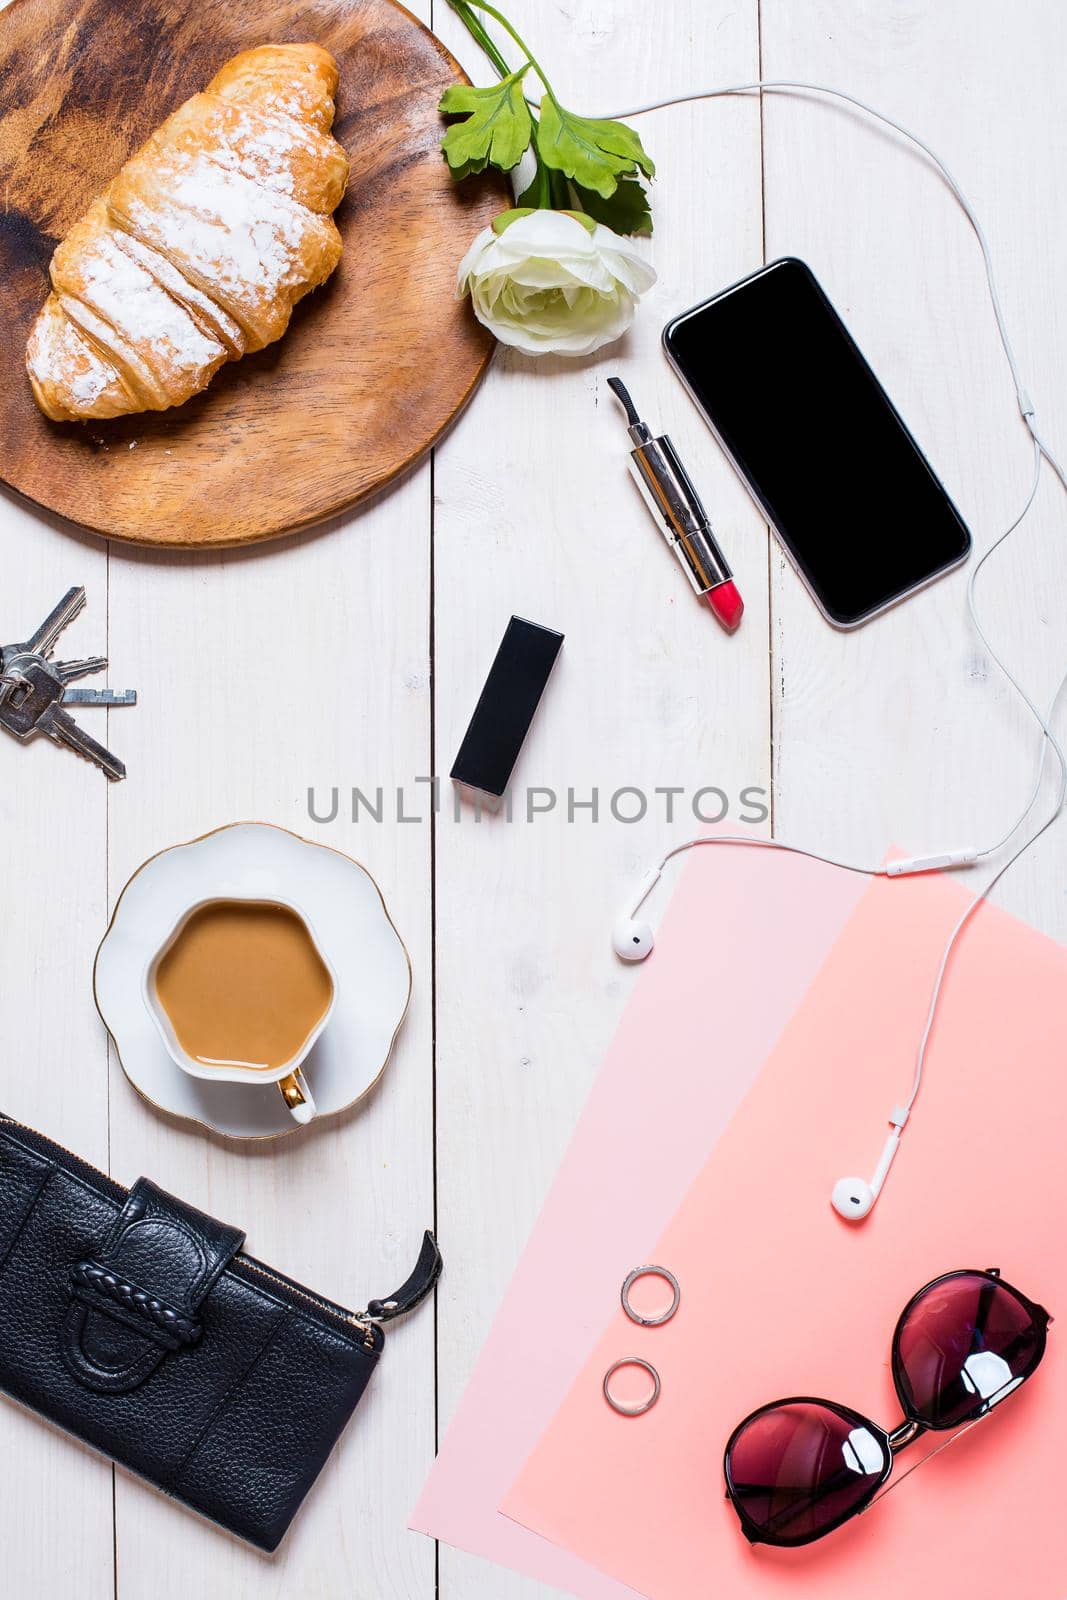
[71,1260,202,1348]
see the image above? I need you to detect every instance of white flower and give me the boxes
[456,209,656,357]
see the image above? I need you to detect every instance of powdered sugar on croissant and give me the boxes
[26,44,349,422]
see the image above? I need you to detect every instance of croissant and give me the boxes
[25,44,349,422]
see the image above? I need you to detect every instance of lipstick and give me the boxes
[608,377,743,633]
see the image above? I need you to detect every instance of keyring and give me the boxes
[621,1264,681,1327]
[603,1357,661,1417]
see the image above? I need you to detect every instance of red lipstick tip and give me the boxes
[706,579,744,633]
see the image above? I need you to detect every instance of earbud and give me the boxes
[830,1175,877,1221]
[831,1120,906,1222]
[611,867,663,962]
[612,916,654,960]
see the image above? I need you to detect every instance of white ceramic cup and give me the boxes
[142,895,336,1125]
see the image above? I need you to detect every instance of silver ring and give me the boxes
[603,1357,661,1417]
[621,1265,681,1327]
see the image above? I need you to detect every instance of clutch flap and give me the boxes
[63,1177,245,1392]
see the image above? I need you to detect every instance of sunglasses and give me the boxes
[724,1268,1050,1548]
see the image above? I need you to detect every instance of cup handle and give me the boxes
[277,1069,316,1125]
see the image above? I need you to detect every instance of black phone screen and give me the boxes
[663,258,971,626]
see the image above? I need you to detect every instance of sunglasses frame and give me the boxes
[723,1268,1051,1549]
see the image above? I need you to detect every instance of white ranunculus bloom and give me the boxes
[456,209,656,357]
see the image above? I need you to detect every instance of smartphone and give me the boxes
[662,258,971,628]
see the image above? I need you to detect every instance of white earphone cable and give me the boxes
[609,79,1067,1120]
[656,834,881,882]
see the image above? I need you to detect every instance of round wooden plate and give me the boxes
[0,0,502,547]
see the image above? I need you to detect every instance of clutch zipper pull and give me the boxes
[351,1230,443,1343]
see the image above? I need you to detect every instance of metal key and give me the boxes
[51,656,136,704]
[62,687,137,707]
[0,660,65,738]
[38,704,127,783]
[0,659,127,781]
[52,656,109,684]
[0,587,86,702]
[23,586,87,659]
[0,589,136,780]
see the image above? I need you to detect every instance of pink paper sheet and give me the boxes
[505,870,1067,1600]
[412,844,868,1596]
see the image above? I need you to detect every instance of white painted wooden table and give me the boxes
[2,1,1065,1595]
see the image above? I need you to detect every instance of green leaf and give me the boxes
[439,66,533,178]
[570,177,653,237]
[535,98,655,199]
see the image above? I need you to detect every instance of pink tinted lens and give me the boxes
[726,1400,889,1545]
[895,1272,1046,1429]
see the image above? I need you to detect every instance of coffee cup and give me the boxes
[142,895,336,1124]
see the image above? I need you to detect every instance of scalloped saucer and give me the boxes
[94,823,412,1139]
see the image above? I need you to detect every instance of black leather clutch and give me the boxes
[0,1116,441,1551]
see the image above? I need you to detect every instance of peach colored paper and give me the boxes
[505,870,1067,1599]
[411,844,867,1596]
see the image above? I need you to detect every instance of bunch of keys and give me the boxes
[0,588,136,782]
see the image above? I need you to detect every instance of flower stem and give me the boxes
[444,0,513,81]
[448,0,558,101]
[445,0,559,214]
